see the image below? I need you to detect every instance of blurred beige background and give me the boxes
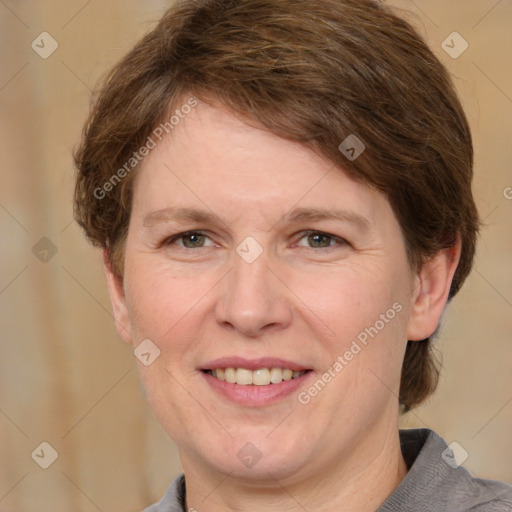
[0,0,511,510]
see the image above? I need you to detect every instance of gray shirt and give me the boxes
[143,428,512,511]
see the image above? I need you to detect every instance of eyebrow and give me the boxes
[284,207,372,231]
[143,207,221,227]
[142,206,373,231]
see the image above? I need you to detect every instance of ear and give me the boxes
[407,237,461,341]
[103,249,133,345]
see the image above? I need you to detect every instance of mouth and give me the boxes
[201,367,311,386]
[198,357,314,406]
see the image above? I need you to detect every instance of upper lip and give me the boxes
[199,357,311,371]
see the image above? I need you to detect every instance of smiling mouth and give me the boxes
[202,367,312,385]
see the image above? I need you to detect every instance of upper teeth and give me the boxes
[206,368,306,385]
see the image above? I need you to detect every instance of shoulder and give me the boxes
[423,429,512,510]
[379,428,512,512]
[458,476,512,511]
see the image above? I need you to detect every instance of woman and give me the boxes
[73,0,512,510]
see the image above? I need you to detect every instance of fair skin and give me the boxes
[105,99,460,512]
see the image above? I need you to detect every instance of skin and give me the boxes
[105,99,461,512]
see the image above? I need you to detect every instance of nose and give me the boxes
[215,248,293,338]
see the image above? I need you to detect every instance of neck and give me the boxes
[181,427,408,512]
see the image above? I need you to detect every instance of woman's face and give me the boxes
[109,100,422,482]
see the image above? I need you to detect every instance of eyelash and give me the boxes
[163,230,348,250]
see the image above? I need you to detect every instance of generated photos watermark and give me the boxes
[298,301,403,404]
[93,97,198,200]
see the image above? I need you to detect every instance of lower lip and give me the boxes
[200,371,314,406]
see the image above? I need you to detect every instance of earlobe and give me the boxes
[407,237,461,342]
[102,249,133,345]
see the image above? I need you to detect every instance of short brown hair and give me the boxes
[73,0,480,412]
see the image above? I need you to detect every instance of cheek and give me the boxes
[296,260,405,342]
[123,257,215,356]
[295,266,409,421]
[293,259,411,406]
[124,235,413,352]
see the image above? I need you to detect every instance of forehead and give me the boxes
[132,101,391,231]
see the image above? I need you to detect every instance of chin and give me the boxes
[197,432,315,483]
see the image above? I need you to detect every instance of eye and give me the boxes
[162,230,347,251]
[164,231,214,249]
[295,230,347,249]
